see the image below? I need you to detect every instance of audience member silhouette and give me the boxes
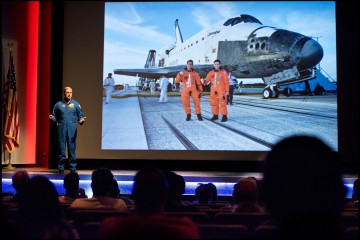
[192,183,223,206]
[232,177,265,213]
[71,167,127,211]
[14,175,80,239]
[59,171,87,204]
[108,178,121,198]
[195,183,213,204]
[261,135,346,239]
[109,178,134,207]
[351,178,359,208]
[163,169,198,212]
[176,172,186,197]
[98,166,200,239]
[208,182,219,202]
[2,169,30,203]
[345,178,358,208]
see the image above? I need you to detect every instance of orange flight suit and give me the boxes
[175,69,203,115]
[204,69,229,116]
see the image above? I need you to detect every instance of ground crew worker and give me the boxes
[49,87,86,174]
[159,76,169,102]
[175,60,203,121]
[149,81,156,94]
[103,73,115,104]
[204,59,229,122]
[227,71,236,105]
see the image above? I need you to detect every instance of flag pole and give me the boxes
[2,146,5,165]
[3,44,17,170]
[4,153,15,169]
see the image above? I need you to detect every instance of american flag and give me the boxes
[4,50,20,153]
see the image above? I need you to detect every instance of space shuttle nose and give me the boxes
[298,38,324,69]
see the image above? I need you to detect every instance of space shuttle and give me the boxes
[114,14,324,99]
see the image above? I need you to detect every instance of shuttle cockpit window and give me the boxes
[223,17,245,26]
[223,18,234,26]
[231,17,243,25]
[240,14,262,24]
[223,15,262,27]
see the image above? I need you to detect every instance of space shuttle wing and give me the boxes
[114,66,185,79]
[114,64,214,79]
[191,64,217,78]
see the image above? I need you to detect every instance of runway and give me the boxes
[102,87,338,151]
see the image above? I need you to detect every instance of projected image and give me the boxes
[101,2,337,151]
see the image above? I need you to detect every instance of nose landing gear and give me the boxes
[263,84,280,99]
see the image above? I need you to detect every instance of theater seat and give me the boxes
[214,212,271,231]
[198,224,248,239]
[165,211,210,224]
[71,208,130,231]
[343,226,358,240]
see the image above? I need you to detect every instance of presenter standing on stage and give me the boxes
[49,87,86,174]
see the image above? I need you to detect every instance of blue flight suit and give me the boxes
[51,99,85,172]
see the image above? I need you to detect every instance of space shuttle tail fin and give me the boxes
[174,19,183,44]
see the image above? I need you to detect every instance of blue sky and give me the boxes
[103,1,336,85]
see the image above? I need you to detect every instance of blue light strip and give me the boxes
[1,178,355,199]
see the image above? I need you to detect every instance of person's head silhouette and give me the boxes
[261,135,346,239]
[132,166,167,213]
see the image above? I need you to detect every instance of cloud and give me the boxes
[282,10,335,37]
[104,41,147,68]
[106,2,143,25]
[192,2,237,29]
[105,15,173,45]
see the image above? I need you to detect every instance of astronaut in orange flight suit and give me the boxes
[204,59,230,122]
[175,60,204,121]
